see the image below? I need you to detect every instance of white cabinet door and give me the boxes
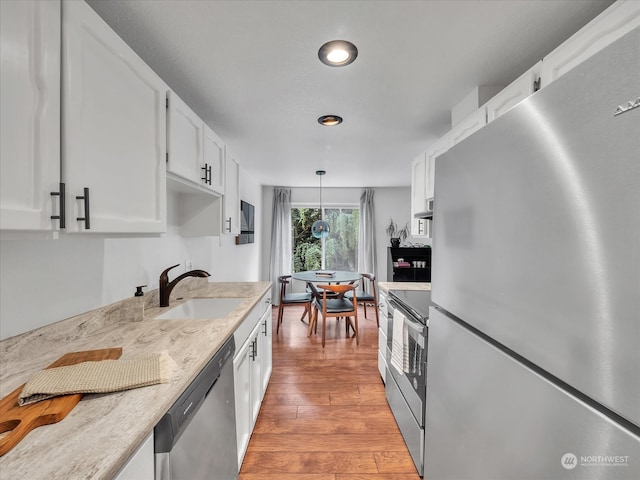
[378,327,387,382]
[167,90,203,185]
[249,322,262,426]
[259,305,272,399]
[410,153,427,237]
[541,1,640,86]
[233,335,252,470]
[426,133,451,198]
[233,300,269,470]
[62,0,166,233]
[223,150,240,235]
[113,433,154,480]
[450,107,487,146]
[203,124,225,194]
[486,62,541,123]
[1,0,61,232]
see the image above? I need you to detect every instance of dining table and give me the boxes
[291,270,362,285]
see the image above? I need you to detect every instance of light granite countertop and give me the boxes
[378,282,431,293]
[0,280,271,480]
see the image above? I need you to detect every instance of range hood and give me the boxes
[414,211,433,219]
[414,197,434,219]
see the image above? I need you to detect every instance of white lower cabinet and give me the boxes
[233,293,272,470]
[249,320,263,427]
[233,321,258,470]
[378,327,387,382]
[259,305,273,397]
[113,432,154,480]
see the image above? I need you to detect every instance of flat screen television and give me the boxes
[237,200,254,244]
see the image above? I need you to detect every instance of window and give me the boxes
[291,207,359,272]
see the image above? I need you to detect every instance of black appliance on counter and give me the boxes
[384,289,431,476]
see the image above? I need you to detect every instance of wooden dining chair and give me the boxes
[344,273,379,327]
[277,275,312,334]
[308,283,359,347]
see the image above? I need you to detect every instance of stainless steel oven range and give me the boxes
[384,289,430,477]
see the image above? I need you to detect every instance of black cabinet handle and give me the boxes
[262,320,268,336]
[226,217,232,232]
[250,338,258,361]
[50,182,66,228]
[76,187,90,229]
[201,164,213,185]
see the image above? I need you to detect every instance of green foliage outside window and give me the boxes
[291,207,359,272]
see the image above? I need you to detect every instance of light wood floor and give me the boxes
[239,304,421,480]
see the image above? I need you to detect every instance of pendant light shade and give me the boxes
[312,219,330,238]
[312,170,330,239]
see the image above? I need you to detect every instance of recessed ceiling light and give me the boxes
[318,115,343,126]
[318,40,358,67]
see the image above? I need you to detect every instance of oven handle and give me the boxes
[404,318,425,333]
[388,299,427,333]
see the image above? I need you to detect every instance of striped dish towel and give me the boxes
[18,352,174,406]
[390,309,409,375]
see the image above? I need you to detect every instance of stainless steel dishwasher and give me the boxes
[154,337,238,480]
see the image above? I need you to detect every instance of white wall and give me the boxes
[0,167,262,340]
[210,169,262,282]
[260,185,430,286]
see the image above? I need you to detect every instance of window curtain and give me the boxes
[358,188,376,276]
[269,187,292,304]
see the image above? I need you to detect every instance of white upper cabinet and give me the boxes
[486,62,542,123]
[410,153,427,237]
[167,90,203,186]
[203,124,225,194]
[167,90,225,195]
[1,0,61,232]
[541,0,640,86]
[410,133,451,238]
[62,0,167,233]
[426,133,451,199]
[223,149,240,235]
[450,107,487,146]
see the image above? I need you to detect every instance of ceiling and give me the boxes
[86,0,613,188]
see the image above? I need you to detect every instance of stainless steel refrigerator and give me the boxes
[425,27,640,479]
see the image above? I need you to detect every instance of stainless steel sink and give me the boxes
[155,298,244,320]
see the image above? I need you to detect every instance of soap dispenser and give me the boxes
[134,285,147,320]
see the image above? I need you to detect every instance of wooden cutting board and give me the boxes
[0,347,122,456]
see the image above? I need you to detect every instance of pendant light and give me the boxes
[312,170,330,239]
